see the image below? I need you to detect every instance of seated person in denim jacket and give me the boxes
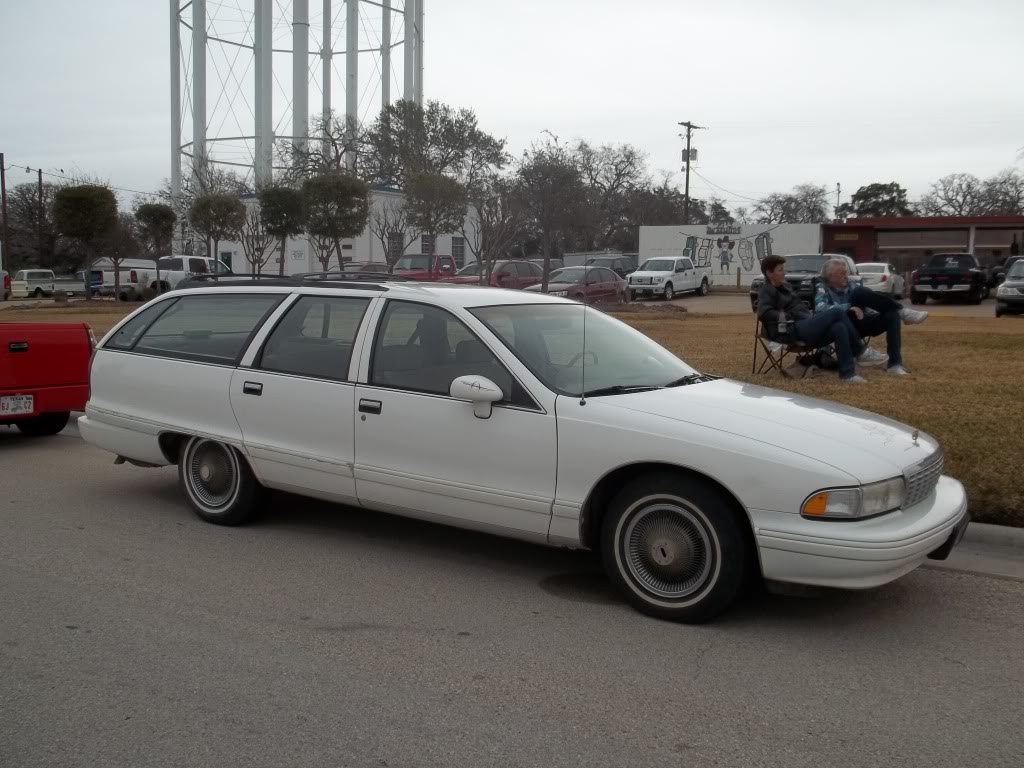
[814,259,928,377]
[756,256,887,383]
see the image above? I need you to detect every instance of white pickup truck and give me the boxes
[627,256,713,301]
[112,256,232,300]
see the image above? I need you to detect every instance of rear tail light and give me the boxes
[879,274,888,282]
[86,325,97,402]
[130,270,139,284]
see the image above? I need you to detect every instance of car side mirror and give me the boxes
[450,375,503,419]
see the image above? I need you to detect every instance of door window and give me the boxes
[257,296,371,381]
[370,300,534,407]
[133,294,283,364]
[189,258,210,274]
[105,299,178,351]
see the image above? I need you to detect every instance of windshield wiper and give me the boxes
[665,373,711,387]
[581,385,661,398]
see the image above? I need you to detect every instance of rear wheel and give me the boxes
[601,473,750,623]
[178,436,261,525]
[697,278,709,296]
[33,288,44,298]
[15,412,70,437]
[663,283,675,301]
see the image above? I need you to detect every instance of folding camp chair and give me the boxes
[752,316,820,378]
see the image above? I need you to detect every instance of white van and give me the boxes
[11,269,56,299]
[627,257,712,301]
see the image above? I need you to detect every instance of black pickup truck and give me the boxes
[910,253,989,305]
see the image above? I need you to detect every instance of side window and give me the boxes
[258,296,371,381]
[159,258,183,271]
[680,259,693,271]
[134,294,283,364]
[370,301,533,407]
[189,258,210,274]
[104,299,178,351]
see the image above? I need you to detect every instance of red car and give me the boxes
[392,254,457,281]
[1,322,95,436]
[441,260,543,289]
[524,266,628,304]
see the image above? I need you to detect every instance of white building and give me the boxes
[218,187,479,276]
[639,224,822,287]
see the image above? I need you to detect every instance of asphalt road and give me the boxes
[2,422,1022,768]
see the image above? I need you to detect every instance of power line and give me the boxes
[3,162,159,198]
[690,169,763,203]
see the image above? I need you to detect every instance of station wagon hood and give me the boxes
[599,379,937,480]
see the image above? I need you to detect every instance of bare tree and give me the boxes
[276,110,369,184]
[574,141,647,248]
[463,176,528,285]
[980,169,1024,215]
[754,184,830,224]
[158,166,251,255]
[918,173,986,216]
[308,234,336,272]
[369,197,420,273]
[240,206,276,275]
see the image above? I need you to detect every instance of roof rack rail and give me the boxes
[295,270,415,282]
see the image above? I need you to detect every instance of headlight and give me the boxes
[997,284,1017,296]
[801,477,905,520]
[654,277,664,284]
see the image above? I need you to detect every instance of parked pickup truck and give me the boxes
[1,322,95,435]
[392,254,457,281]
[910,253,988,305]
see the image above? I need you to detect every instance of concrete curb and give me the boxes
[964,522,1024,549]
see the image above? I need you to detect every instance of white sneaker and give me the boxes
[841,374,868,384]
[887,365,910,376]
[899,307,929,325]
[856,347,889,367]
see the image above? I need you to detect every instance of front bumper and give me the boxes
[995,294,1024,313]
[631,283,668,296]
[753,475,969,589]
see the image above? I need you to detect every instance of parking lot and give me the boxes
[2,419,1022,768]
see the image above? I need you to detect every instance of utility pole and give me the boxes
[0,153,9,272]
[37,168,44,264]
[678,121,706,225]
[835,182,842,214]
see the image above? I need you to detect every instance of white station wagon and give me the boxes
[80,278,970,622]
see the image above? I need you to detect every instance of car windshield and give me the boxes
[548,268,585,285]
[640,259,676,272]
[1008,263,1024,280]
[927,254,974,269]
[471,304,697,398]
[783,255,828,273]
[395,255,429,270]
[456,263,481,276]
[859,264,885,273]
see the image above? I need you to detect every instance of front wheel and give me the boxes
[697,278,709,296]
[601,473,750,623]
[16,412,70,437]
[663,283,675,301]
[178,436,261,525]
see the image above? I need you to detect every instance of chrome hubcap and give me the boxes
[188,441,237,509]
[624,504,713,599]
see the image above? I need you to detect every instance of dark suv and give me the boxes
[584,256,635,279]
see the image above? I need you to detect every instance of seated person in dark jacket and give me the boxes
[814,258,928,377]
[756,256,887,383]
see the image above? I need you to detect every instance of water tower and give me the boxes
[170,0,424,195]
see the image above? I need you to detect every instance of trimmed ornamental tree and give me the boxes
[190,192,246,265]
[134,202,177,292]
[257,185,306,276]
[301,172,370,271]
[405,172,466,280]
[53,184,118,300]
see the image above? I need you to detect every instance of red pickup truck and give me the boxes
[392,254,457,281]
[1,322,95,436]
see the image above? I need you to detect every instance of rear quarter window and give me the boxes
[132,294,284,365]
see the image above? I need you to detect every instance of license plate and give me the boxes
[938,285,948,291]
[0,395,34,415]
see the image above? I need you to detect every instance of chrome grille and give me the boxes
[904,449,944,509]
[633,277,652,285]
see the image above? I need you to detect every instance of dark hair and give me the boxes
[761,256,785,276]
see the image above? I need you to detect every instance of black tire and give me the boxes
[663,283,675,301]
[630,290,639,302]
[995,307,1004,318]
[601,472,750,623]
[15,411,70,437]
[697,278,709,296]
[911,292,926,305]
[178,436,260,525]
[33,288,44,298]
[969,289,983,305]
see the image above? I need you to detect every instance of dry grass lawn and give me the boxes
[5,301,1023,526]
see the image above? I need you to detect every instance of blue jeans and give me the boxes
[795,307,865,379]
[847,286,903,367]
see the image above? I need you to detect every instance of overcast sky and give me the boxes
[3,0,1022,209]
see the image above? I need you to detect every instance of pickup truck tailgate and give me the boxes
[0,323,93,390]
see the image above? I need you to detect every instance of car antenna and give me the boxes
[579,261,589,406]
